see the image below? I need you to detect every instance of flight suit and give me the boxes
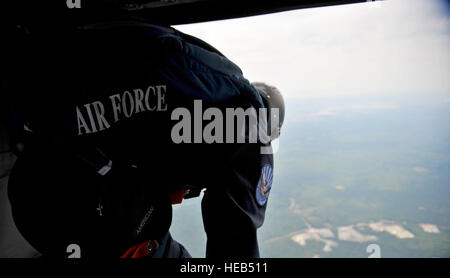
[4,18,274,258]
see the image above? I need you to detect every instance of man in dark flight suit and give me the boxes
[2,12,284,258]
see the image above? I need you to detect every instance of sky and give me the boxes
[175,0,450,100]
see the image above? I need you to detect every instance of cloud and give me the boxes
[176,0,450,99]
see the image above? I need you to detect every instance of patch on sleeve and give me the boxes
[256,164,273,206]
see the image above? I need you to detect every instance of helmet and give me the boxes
[252,82,285,139]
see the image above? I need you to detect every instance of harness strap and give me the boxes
[120,239,159,258]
